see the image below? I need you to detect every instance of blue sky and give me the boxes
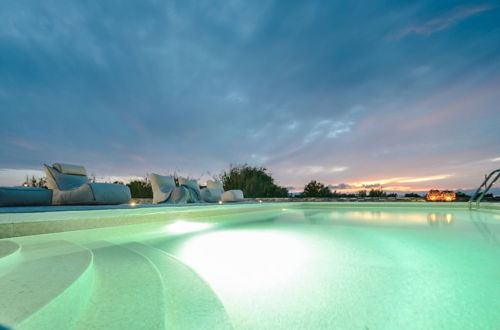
[1,0,499,192]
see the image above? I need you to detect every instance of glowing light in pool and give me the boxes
[164,221,212,234]
[176,230,312,292]
[427,213,454,225]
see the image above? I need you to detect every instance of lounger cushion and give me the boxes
[52,163,87,176]
[221,190,244,202]
[51,183,131,205]
[206,180,224,191]
[178,177,203,203]
[51,184,95,205]
[44,165,89,190]
[201,188,222,203]
[153,186,190,204]
[89,183,131,205]
[149,174,191,204]
[178,177,201,194]
[0,187,53,207]
[149,174,176,193]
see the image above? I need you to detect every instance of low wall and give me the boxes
[244,197,427,202]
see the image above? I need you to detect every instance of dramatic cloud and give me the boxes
[0,0,499,191]
[391,4,496,40]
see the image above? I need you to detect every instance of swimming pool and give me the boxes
[1,203,499,329]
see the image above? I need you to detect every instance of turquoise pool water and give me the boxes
[0,204,499,329]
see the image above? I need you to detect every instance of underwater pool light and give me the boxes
[164,221,212,234]
[177,230,312,291]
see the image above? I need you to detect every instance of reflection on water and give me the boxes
[427,213,454,226]
[312,210,456,226]
[470,211,499,245]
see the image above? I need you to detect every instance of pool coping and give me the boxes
[0,202,498,239]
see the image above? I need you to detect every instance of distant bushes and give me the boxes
[404,193,423,198]
[126,178,153,198]
[22,176,48,189]
[300,181,399,198]
[302,180,333,197]
[365,188,397,198]
[218,164,288,198]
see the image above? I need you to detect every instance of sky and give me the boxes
[1,0,499,193]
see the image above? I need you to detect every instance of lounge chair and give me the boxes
[178,177,204,203]
[201,180,244,203]
[44,163,131,205]
[149,173,190,204]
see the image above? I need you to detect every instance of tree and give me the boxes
[218,164,288,198]
[358,190,367,197]
[405,193,422,198]
[368,188,387,197]
[302,180,333,198]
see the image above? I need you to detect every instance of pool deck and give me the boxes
[0,202,499,239]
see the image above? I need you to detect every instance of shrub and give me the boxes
[455,192,470,200]
[302,180,333,198]
[126,178,153,198]
[22,176,48,189]
[358,190,367,197]
[404,193,423,198]
[368,188,387,197]
[218,164,288,198]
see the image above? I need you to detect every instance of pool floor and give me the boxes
[0,205,499,329]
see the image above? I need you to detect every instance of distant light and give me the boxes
[130,201,137,207]
[258,200,263,203]
[22,183,29,187]
[218,200,223,205]
[164,221,212,234]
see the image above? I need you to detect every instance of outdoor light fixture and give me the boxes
[164,221,212,234]
[426,190,442,201]
[218,201,223,205]
[129,201,137,207]
[426,190,456,202]
[441,191,457,202]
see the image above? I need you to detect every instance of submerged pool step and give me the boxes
[0,240,93,330]
[0,240,21,277]
[74,242,166,330]
[0,240,20,260]
[124,242,233,330]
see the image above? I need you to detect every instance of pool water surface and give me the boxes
[0,204,499,329]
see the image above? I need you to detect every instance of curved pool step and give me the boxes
[0,240,20,260]
[0,240,93,330]
[74,242,166,330]
[124,242,233,330]
[0,240,21,277]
